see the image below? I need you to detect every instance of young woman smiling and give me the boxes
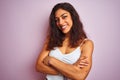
[36,2,94,80]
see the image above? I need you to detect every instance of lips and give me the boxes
[61,25,67,31]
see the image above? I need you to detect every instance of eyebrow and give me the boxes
[55,13,67,18]
[60,13,67,17]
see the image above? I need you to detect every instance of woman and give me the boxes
[36,2,94,80]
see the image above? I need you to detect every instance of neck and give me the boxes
[65,32,70,38]
[64,33,70,43]
[63,32,70,46]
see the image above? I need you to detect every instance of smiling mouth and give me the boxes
[61,25,67,31]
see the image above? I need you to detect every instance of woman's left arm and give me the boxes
[44,40,94,80]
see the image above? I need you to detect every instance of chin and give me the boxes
[61,28,71,34]
[62,31,70,34]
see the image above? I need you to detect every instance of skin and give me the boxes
[36,9,94,80]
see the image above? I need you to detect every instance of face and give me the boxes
[55,9,73,34]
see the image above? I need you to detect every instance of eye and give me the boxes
[62,16,67,19]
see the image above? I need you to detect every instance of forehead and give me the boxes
[55,9,70,17]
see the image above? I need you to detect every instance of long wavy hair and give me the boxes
[46,2,87,50]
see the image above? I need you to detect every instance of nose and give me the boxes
[58,18,64,26]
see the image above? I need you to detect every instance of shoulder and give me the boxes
[84,39,94,47]
[80,39,94,47]
[81,39,94,55]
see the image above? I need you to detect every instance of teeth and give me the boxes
[62,26,66,29]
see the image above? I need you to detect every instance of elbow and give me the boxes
[76,77,85,80]
[35,62,42,72]
[74,76,85,80]
[71,73,86,80]
[69,68,86,80]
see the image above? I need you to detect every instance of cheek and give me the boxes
[67,17,73,26]
[69,19,73,27]
[71,21,73,27]
[71,18,73,25]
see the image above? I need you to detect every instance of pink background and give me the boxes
[0,0,120,80]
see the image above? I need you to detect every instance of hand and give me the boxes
[74,56,89,68]
[43,56,52,66]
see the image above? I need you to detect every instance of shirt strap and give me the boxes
[80,38,89,47]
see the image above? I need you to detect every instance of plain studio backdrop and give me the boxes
[0,0,120,80]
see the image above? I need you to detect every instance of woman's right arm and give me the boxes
[36,39,59,75]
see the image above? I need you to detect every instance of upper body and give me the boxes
[36,2,94,80]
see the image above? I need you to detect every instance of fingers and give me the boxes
[76,56,89,68]
[43,56,50,65]
[79,60,89,68]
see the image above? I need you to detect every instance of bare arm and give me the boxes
[36,39,59,75]
[44,40,94,80]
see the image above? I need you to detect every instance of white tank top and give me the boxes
[46,46,81,80]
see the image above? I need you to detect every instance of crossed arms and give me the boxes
[36,39,94,80]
